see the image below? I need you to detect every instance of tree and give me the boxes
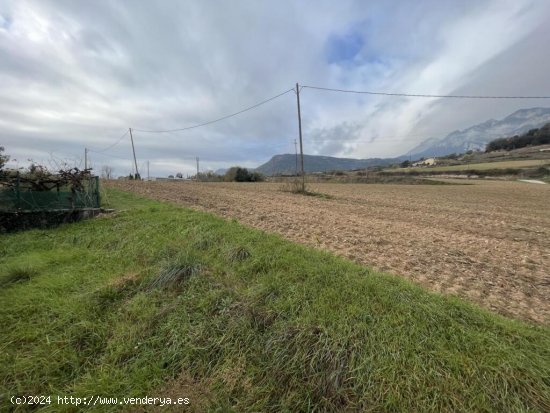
[235,167,250,182]
[168,175,174,179]
[224,166,264,182]
[101,165,114,179]
[0,146,9,172]
[176,172,183,179]
[400,160,411,168]
[486,123,550,152]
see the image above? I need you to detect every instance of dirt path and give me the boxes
[107,180,550,324]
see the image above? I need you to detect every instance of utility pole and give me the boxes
[294,139,298,176]
[84,147,88,170]
[147,160,150,181]
[295,83,305,191]
[129,128,140,179]
[196,157,199,180]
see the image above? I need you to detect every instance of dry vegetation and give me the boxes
[107,179,550,324]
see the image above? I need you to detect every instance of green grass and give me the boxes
[1,189,549,412]
[387,159,550,173]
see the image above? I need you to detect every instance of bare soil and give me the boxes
[107,180,550,324]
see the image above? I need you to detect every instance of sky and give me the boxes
[1,0,550,177]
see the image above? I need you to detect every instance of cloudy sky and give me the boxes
[1,0,550,177]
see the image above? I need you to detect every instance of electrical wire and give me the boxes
[91,129,129,153]
[301,85,550,99]
[133,88,294,133]
[87,149,131,161]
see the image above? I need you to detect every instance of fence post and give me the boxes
[96,176,100,208]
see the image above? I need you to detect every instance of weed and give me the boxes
[227,246,251,262]
[302,190,334,199]
[148,256,203,291]
[0,266,39,287]
[280,179,334,198]
[280,178,307,194]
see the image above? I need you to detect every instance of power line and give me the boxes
[91,130,129,153]
[87,149,131,161]
[133,88,294,133]
[301,85,550,99]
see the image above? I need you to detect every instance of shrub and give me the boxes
[224,167,264,182]
[0,146,9,172]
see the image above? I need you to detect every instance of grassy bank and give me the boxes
[1,190,549,412]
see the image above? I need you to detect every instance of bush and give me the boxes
[196,171,223,182]
[224,167,264,182]
[0,146,9,172]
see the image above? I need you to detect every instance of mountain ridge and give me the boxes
[408,107,550,158]
[255,154,404,176]
[254,107,550,176]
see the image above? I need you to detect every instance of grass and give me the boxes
[1,189,549,412]
[387,159,550,173]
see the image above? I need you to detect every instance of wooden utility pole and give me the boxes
[294,139,298,176]
[129,128,140,179]
[84,147,88,170]
[295,83,305,191]
[196,157,199,180]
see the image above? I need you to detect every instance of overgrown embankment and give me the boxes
[1,190,549,412]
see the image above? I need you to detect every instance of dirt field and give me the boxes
[106,180,550,324]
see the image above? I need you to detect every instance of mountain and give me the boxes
[255,154,403,176]
[255,108,550,176]
[408,107,550,159]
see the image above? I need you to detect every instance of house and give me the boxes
[412,157,437,167]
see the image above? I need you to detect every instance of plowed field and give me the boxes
[107,180,550,324]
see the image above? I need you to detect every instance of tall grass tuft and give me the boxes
[279,178,334,198]
[280,178,308,194]
[0,266,39,287]
[148,255,203,291]
[227,245,251,262]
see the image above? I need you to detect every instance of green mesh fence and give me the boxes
[0,175,100,212]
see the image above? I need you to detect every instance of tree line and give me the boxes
[486,123,550,152]
[168,167,264,182]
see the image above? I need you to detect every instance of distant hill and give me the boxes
[255,108,550,176]
[486,122,550,152]
[255,154,403,176]
[408,107,550,159]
